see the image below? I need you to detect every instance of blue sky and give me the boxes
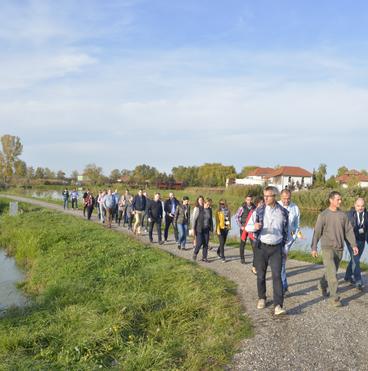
[1,0,368,176]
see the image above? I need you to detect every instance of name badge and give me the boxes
[359,228,364,234]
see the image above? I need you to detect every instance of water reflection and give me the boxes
[0,249,27,311]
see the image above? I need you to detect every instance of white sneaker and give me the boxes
[274,305,286,315]
[257,299,266,309]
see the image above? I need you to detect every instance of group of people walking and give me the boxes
[61,186,366,315]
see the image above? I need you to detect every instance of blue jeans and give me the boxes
[345,240,365,285]
[177,223,188,248]
[281,254,288,291]
[63,199,69,209]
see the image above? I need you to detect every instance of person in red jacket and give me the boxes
[241,196,264,274]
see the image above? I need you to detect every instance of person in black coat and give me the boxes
[148,193,164,244]
[192,198,213,262]
[164,192,179,242]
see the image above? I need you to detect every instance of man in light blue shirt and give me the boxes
[278,188,300,294]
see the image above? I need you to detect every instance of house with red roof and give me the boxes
[336,170,368,188]
[266,166,313,191]
[231,166,313,191]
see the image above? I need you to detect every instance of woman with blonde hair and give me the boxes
[216,199,231,263]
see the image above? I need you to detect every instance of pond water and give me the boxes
[0,249,27,311]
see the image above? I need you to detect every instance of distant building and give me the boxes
[266,166,313,191]
[232,167,274,186]
[229,166,313,191]
[336,170,368,188]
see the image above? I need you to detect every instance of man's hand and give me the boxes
[311,250,318,258]
[353,246,359,256]
[254,222,262,231]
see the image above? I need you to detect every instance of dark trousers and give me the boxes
[87,205,94,220]
[164,215,178,241]
[71,198,78,209]
[217,229,229,259]
[106,207,113,228]
[194,229,210,259]
[239,230,247,262]
[254,241,284,307]
[112,205,119,223]
[83,203,88,216]
[149,220,162,242]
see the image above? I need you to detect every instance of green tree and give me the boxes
[172,166,199,186]
[110,169,121,182]
[132,164,159,183]
[325,176,339,189]
[238,166,258,178]
[0,134,23,181]
[14,160,27,177]
[313,163,327,187]
[83,164,103,185]
[35,167,45,179]
[70,170,79,181]
[197,163,236,187]
[57,170,66,180]
[27,166,35,179]
[44,168,55,179]
[337,166,348,177]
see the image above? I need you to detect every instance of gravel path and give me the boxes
[4,196,368,370]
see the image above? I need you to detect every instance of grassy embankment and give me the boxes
[0,199,251,369]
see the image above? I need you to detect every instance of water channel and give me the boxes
[0,249,27,311]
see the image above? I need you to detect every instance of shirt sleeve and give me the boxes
[311,213,324,251]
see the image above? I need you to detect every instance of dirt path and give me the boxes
[4,196,368,370]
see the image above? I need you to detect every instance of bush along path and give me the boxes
[2,195,368,370]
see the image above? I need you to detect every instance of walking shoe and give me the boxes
[330,297,342,307]
[356,283,364,291]
[177,245,181,250]
[274,305,286,315]
[257,299,266,309]
[221,259,226,263]
[318,281,328,297]
[283,289,290,297]
[201,258,209,263]
[159,241,164,245]
[216,250,221,258]
[192,254,197,261]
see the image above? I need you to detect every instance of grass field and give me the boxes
[0,200,252,370]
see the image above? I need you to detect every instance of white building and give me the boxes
[266,166,313,192]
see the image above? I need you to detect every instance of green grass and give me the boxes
[0,200,251,370]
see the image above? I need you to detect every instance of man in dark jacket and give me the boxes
[344,197,367,290]
[148,193,164,244]
[193,198,213,262]
[164,192,179,242]
[132,189,146,235]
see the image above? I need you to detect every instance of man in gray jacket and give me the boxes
[311,191,358,307]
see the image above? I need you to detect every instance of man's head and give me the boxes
[263,186,278,206]
[280,189,291,207]
[169,192,174,199]
[355,197,365,213]
[138,189,143,196]
[244,195,253,206]
[143,191,148,197]
[154,192,161,201]
[182,196,189,205]
[254,196,264,208]
[108,189,112,195]
[329,191,342,210]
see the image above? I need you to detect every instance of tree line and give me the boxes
[0,134,366,188]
